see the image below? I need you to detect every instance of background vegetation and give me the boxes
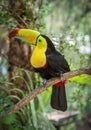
[0,0,91,130]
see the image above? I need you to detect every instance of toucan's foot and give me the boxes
[42,79,47,86]
[60,71,63,80]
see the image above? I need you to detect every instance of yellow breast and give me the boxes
[30,46,46,68]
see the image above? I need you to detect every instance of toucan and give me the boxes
[9,29,70,111]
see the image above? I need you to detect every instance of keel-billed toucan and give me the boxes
[9,29,70,111]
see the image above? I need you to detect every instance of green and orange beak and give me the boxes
[9,29,40,45]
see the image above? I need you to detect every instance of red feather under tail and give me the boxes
[55,80,67,87]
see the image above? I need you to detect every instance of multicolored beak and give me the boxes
[9,29,40,45]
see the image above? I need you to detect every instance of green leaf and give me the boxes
[2,113,16,124]
[70,74,91,85]
[30,100,38,128]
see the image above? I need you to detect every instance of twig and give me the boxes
[8,66,91,114]
[15,14,29,28]
[0,52,8,59]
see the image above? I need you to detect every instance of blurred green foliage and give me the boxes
[0,0,91,130]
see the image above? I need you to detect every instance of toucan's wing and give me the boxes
[47,51,70,73]
[47,52,69,111]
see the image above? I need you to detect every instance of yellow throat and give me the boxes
[30,36,47,68]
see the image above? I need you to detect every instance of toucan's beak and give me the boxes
[9,29,40,45]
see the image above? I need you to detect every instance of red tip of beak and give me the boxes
[9,29,19,39]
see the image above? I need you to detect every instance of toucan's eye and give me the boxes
[38,39,42,42]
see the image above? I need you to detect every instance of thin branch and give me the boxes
[0,52,8,59]
[8,66,91,114]
[15,14,29,28]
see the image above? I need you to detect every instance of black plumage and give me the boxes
[34,35,70,111]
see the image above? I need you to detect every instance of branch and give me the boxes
[8,66,91,114]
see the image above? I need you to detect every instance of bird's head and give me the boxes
[9,29,47,48]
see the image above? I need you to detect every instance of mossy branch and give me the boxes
[8,66,91,114]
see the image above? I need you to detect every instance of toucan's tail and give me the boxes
[51,85,67,111]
